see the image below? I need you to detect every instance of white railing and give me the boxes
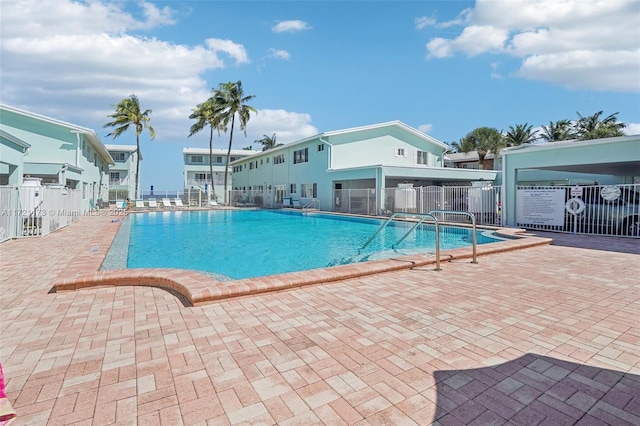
[0,185,82,240]
[334,186,502,226]
[516,184,639,237]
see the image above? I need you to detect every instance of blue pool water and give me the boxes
[121,210,502,280]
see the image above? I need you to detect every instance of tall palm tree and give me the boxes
[104,94,155,199]
[504,123,538,146]
[254,133,282,151]
[539,119,574,142]
[574,111,627,140]
[213,81,257,204]
[188,96,226,199]
[457,127,505,169]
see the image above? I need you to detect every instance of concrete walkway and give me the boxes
[1,214,638,425]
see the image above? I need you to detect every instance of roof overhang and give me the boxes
[502,135,640,177]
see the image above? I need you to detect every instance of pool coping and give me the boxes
[52,222,552,306]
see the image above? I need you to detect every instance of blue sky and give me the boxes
[1,0,639,190]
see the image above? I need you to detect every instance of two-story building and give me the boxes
[106,144,139,201]
[0,104,114,210]
[230,121,499,213]
[183,147,257,201]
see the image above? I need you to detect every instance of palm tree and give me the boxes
[188,96,226,199]
[254,133,282,151]
[504,123,538,146]
[104,94,155,199]
[539,119,574,142]
[574,111,627,140]
[213,81,257,204]
[457,127,505,169]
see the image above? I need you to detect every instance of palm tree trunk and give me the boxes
[209,126,214,201]
[135,135,140,199]
[223,114,236,204]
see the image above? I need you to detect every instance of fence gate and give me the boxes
[516,184,639,237]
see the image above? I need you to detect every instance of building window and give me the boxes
[290,183,297,194]
[293,147,308,164]
[214,156,223,164]
[417,151,429,165]
[395,148,407,157]
[249,161,256,170]
[233,165,242,173]
[301,183,316,198]
[109,172,120,184]
[191,155,203,163]
[318,144,324,152]
[112,152,126,161]
[273,154,285,164]
[266,157,270,163]
[195,173,209,181]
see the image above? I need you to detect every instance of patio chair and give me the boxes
[174,198,186,208]
[162,198,174,208]
[135,200,145,209]
[292,200,303,209]
[148,198,158,208]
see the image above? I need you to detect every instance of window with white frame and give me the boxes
[109,172,120,184]
[301,183,316,198]
[273,154,285,164]
[417,151,432,165]
[395,148,407,157]
[191,155,203,163]
[290,183,297,194]
[112,152,126,161]
[214,156,223,164]
[317,144,324,152]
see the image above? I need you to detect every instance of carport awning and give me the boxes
[502,136,640,177]
[24,162,83,181]
[381,165,498,182]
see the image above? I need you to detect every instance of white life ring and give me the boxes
[565,197,586,215]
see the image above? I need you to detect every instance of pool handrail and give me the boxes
[359,212,442,271]
[303,198,320,210]
[428,209,477,264]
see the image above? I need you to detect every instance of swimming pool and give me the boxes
[106,210,502,280]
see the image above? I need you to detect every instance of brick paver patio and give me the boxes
[1,214,638,425]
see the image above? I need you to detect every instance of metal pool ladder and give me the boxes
[358,210,478,271]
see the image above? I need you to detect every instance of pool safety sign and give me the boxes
[516,188,565,226]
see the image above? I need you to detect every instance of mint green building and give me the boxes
[0,105,114,209]
[231,121,498,212]
[106,144,139,201]
[183,148,257,201]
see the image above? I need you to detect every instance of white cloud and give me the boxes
[424,0,640,92]
[414,16,436,30]
[272,20,311,33]
[205,38,250,65]
[0,0,316,175]
[624,123,640,136]
[267,48,291,61]
[418,124,433,134]
[247,110,317,145]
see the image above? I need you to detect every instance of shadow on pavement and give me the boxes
[433,353,640,425]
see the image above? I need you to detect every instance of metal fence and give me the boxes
[516,184,639,237]
[335,185,502,225]
[0,185,82,241]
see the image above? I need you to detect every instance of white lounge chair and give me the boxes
[209,200,219,207]
[135,200,145,209]
[174,198,186,208]
[115,199,125,209]
[162,198,173,208]
[148,198,158,208]
[292,200,303,208]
